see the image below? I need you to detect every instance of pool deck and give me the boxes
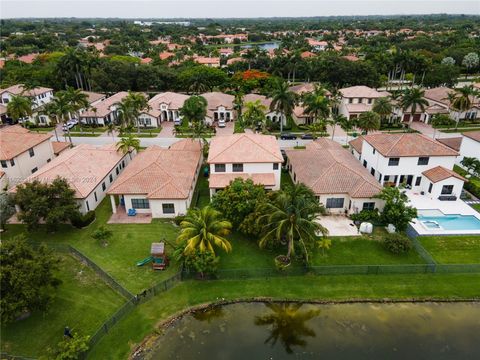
[406,191,480,235]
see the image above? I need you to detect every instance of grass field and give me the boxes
[87,273,480,360]
[419,236,480,264]
[194,172,211,208]
[1,254,124,358]
[472,204,480,213]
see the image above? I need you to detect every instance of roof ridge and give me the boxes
[384,133,405,156]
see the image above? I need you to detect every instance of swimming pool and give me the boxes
[417,210,480,231]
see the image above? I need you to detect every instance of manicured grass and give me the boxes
[419,236,480,264]
[280,169,294,189]
[31,126,55,132]
[472,204,480,213]
[68,132,102,137]
[71,125,106,133]
[88,273,480,360]
[454,165,480,187]
[441,127,480,133]
[194,172,211,208]
[1,254,124,358]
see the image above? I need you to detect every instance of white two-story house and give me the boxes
[136,92,189,128]
[79,92,129,126]
[207,133,283,197]
[338,86,385,120]
[201,92,235,124]
[349,133,465,201]
[458,131,480,163]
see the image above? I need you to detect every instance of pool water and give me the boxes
[418,213,480,231]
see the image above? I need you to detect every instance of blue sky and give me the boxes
[1,1,479,19]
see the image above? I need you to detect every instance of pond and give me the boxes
[139,301,480,359]
[241,42,280,50]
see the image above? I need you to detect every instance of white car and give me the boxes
[218,119,226,128]
[174,118,182,126]
[62,122,76,131]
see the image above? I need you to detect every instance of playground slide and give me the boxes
[136,256,153,267]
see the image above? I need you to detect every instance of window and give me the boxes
[372,148,376,154]
[415,177,422,186]
[122,160,125,168]
[116,167,119,175]
[132,198,150,209]
[47,158,51,163]
[326,198,344,209]
[363,160,367,168]
[273,163,279,170]
[109,174,113,183]
[232,163,243,172]
[388,158,400,166]
[162,203,175,214]
[368,98,373,104]
[348,98,353,104]
[10,159,15,166]
[370,168,375,176]
[428,183,433,193]
[441,185,454,195]
[94,192,98,202]
[28,148,35,157]
[86,201,90,211]
[1,160,7,168]
[378,173,382,182]
[102,182,106,191]
[215,164,226,172]
[418,157,429,165]
[31,167,38,173]
[362,202,375,211]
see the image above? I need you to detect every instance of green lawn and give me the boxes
[454,165,480,187]
[194,172,211,208]
[70,125,106,133]
[472,204,480,213]
[1,254,124,358]
[419,236,480,264]
[88,273,480,360]
[280,169,294,189]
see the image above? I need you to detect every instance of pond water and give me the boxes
[141,302,480,360]
[241,42,280,50]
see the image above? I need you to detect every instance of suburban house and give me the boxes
[201,92,235,124]
[107,139,202,218]
[349,133,464,200]
[137,92,189,127]
[207,133,283,197]
[424,87,479,122]
[0,125,60,188]
[0,84,54,125]
[79,92,129,126]
[338,86,384,120]
[307,38,328,51]
[13,143,133,213]
[193,56,221,68]
[458,131,480,162]
[243,94,286,126]
[286,138,384,214]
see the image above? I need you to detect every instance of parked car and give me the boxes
[280,132,297,140]
[218,119,226,128]
[62,121,75,131]
[301,133,315,140]
[174,118,181,126]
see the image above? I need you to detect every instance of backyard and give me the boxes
[419,236,480,264]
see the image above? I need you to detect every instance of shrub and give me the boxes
[350,209,381,224]
[383,233,412,254]
[173,215,186,226]
[464,181,480,198]
[70,211,95,228]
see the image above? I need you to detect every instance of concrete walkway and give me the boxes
[317,216,360,237]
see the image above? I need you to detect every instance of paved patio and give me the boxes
[107,206,152,224]
[317,215,360,237]
[158,121,175,138]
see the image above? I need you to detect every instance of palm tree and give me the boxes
[243,100,267,131]
[124,91,150,134]
[116,100,135,131]
[63,86,89,133]
[357,111,381,134]
[399,87,428,122]
[49,93,74,143]
[41,102,60,141]
[372,97,393,125]
[302,85,331,124]
[257,183,328,266]
[116,134,140,160]
[233,91,244,122]
[269,79,297,133]
[448,85,480,129]
[176,206,232,256]
[106,122,116,141]
[6,95,33,126]
[336,114,352,144]
[254,303,320,354]
[329,113,345,140]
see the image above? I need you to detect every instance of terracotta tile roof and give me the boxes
[141,57,152,64]
[14,144,125,199]
[80,92,129,118]
[362,133,459,157]
[208,133,282,164]
[201,92,234,110]
[463,131,480,143]
[293,105,308,118]
[226,57,245,65]
[342,55,360,62]
[422,166,466,183]
[209,173,275,189]
[301,51,316,58]
[159,52,175,60]
[340,85,383,98]
[286,138,382,198]
[108,139,202,199]
[243,94,272,110]
[0,84,53,97]
[345,103,372,113]
[51,141,71,156]
[436,137,462,151]
[194,56,220,65]
[349,136,364,153]
[81,91,105,105]
[424,87,454,106]
[288,83,331,96]
[0,125,52,160]
[17,53,38,63]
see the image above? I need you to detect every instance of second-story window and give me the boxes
[273,163,279,170]
[1,160,7,168]
[418,157,429,165]
[388,157,400,166]
[29,148,35,157]
[215,164,226,172]
[232,163,243,172]
[10,159,15,166]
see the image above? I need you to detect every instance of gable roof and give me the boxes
[436,137,462,151]
[243,93,272,110]
[349,136,364,154]
[0,84,53,97]
[286,138,383,198]
[148,92,189,115]
[80,92,129,118]
[422,166,466,183]
[424,87,454,106]
[340,85,383,98]
[14,144,125,198]
[108,139,201,199]
[208,133,282,164]
[201,92,234,110]
[463,131,480,143]
[82,91,106,105]
[361,133,459,157]
[0,125,52,160]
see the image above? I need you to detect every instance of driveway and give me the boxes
[158,121,175,138]
[409,122,435,138]
[215,121,234,136]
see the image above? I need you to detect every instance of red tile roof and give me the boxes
[349,136,364,153]
[436,137,462,151]
[463,131,480,143]
[51,141,71,156]
[0,125,52,160]
[422,166,466,183]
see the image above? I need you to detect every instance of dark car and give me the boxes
[280,133,297,140]
[301,133,315,140]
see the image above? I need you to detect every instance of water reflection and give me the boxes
[254,302,320,354]
[191,305,225,323]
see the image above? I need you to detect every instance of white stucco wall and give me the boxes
[421,177,464,201]
[458,136,480,163]
[209,162,281,190]
[316,194,384,215]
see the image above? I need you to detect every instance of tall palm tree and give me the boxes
[116,134,140,160]
[269,79,297,133]
[116,100,135,131]
[357,111,381,135]
[243,100,267,131]
[41,102,60,141]
[233,91,244,122]
[106,122,116,141]
[302,86,331,126]
[372,97,393,125]
[448,85,480,129]
[6,95,33,126]
[49,93,74,143]
[257,183,328,265]
[336,114,352,144]
[124,91,150,134]
[399,87,428,122]
[177,206,232,256]
[63,86,89,133]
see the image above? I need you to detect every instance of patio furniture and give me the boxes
[128,208,137,216]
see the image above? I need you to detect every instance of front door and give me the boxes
[406,175,414,186]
